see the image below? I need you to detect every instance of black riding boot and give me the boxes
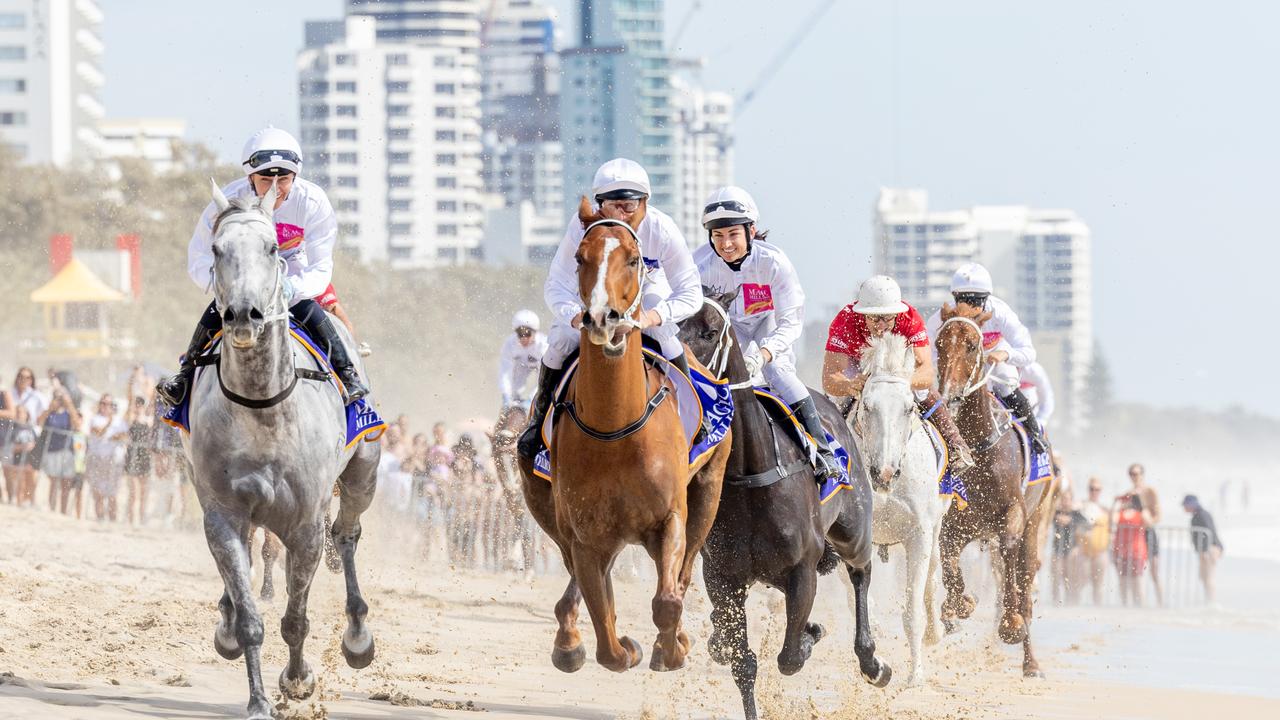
[301,304,369,404]
[518,363,566,460]
[1002,389,1048,454]
[790,396,843,482]
[156,320,218,407]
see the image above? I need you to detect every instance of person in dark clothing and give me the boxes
[1182,495,1223,604]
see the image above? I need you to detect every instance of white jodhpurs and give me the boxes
[543,321,683,370]
[760,346,809,405]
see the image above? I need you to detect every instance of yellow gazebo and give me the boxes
[29,258,126,358]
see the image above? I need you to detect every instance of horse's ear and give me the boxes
[210,178,230,212]
[976,309,994,326]
[940,303,956,321]
[577,196,601,227]
[258,179,279,216]
[720,285,740,310]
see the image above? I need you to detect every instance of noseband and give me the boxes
[853,373,917,478]
[211,212,291,326]
[582,218,645,329]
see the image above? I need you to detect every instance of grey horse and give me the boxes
[184,180,380,719]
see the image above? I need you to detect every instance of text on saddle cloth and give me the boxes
[923,420,968,510]
[749,386,856,505]
[161,322,386,449]
[532,348,734,482]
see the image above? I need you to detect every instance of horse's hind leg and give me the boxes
[278,528,323,700]
[847,562,892,687]
[996,505,1029,645]
[334,456,378,669]
[776,563,821,676]
[647,511,690,672]
[260,530,282,601]
[573,543,642,672]
[706,579,758,720]
[551,577,585,672]
[205,510,272,720]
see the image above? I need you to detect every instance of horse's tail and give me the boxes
[231,475,276,510]
[817,541,840,575]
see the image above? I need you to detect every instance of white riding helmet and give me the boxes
[853,275,910,315]
[242,126,303,177]
[591,158,651,202]
[512,309,540,332]
[702,186,760,230]
[950,262,993,295]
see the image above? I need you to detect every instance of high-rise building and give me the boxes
[344,0,481,63]
[873,188,1093,433]
[0,0,104,166]
[297,15,484,267]
[560,1,678,214]
[672,76,733,245]
[98,117,185,173]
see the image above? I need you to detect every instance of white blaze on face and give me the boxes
[589,237,621,319]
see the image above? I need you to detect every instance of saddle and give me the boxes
[739,387,855,505]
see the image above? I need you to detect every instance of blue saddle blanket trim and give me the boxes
[161,323,385,449]
[750,386,855,505]
[532,352,734,481]
[923,421,968,509]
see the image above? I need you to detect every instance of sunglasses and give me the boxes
[1089,487,1102,492]
[515,327,534,338]
[953,292,989,307]
[866,314,898,324]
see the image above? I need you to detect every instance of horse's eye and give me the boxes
[700,329,717,341]
[629,257,640,268]
[574,255,584,266]
[211,246,222,258]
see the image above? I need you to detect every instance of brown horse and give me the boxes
[934,305,1056,678]
[519,198,731,674]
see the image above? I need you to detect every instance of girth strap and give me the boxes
[556,386,671,443]
[726,458,811,488]
[195,353,332,410]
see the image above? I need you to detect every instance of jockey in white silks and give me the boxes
[925,262,1047,453]
[692,186,841,481]
[516,158,702,460]
[157,126,369,407]
[1018,361,1055,429]
[498,309,549,412]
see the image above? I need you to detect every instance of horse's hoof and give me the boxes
[214,624,242,661]
[621,636,644,670]
[777,655,805,677]
[863,662,893,688]
[957,594,977,619]
[998,616,1027,645]
[1023,666,1045,679]
[551,644,585,673]
[341,627,376,669]
[649,637,686,672]
[904,670,926,688]
[279,665,316,700]
[804,622,826,645]
[942,618,960,635]
[246,698,274,720]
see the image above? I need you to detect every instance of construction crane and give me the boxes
[736,0,837,116]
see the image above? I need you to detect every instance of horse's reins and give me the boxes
[937,315,1009,452]
[700,298,754,390]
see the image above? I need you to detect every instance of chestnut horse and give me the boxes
[519,199,731,674]
[934,306,1056,677]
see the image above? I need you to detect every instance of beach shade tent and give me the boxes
[29,257,126,359]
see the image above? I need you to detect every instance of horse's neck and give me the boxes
[573,333,650,431]
[721,336,788,476]
[220,320,294,403]
[956,389,997,444]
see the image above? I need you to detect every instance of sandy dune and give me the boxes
[1,503,1276,720]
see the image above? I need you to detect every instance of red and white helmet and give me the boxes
[701,186,759,230]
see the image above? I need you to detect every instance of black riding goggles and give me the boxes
[515,327,535,338]
[952,292,989,308]
[245,149,301,169]
[703,200,750,215]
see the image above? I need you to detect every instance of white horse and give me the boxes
[850,333,950,687]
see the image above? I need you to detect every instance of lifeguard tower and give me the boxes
[29,257,126,359]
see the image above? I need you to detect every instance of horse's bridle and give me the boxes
[699,298,754,390]
[581,218,645,331]
[938,316,995,398]
[852,373,918,479]
[211,212,291,326]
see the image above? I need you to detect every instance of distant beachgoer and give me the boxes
[1112,493,1153,607]
[1126,463,1164,606]
[86,395,129,522]
[4,406,37,506]
[38,384,82,516]
[1182,495,1224,604]
[1050,488,1085,605]
[1077,477,1111,605]
[122,393,157,525]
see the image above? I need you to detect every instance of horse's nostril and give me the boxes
[223,308,236,323]
[249,307,264,322]
[607,309,620,321]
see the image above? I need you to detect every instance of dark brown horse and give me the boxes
[934,306,1056,677]
[519,199,731,674]
[490,406,537,574]
[680,291,889,720]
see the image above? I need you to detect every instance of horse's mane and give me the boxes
[860,333,913,380]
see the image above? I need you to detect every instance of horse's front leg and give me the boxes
[777,561,822,676]
[706,577,758,720]
[551,577,585,672]
[205,510,272,720]
[939,513,977,633]
[573,542,642,672]
[846,561,892,687]
[278,526,323,700]
[646,511,690,671]
[260,529,282,601]
[901,533,932,686]
[996,503,1029,645]
[334,457,378,669]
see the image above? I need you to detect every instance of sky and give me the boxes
[102,1,1280,414]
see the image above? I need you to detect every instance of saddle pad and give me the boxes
[532,349,734,482]
[750,386,856,505]
[923,420,968,509]
[161,323,386,449]
[1013,423,1054,488]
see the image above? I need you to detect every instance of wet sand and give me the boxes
[1,503,1276,719]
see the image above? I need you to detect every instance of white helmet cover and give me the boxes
[853,275,910,315]
[591,158,651,200]
[950,262,993,294]
[512,309,540,332]
[702,186,760,230]
[242,126,303,176]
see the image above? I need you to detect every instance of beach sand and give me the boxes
[1,502,1276,720]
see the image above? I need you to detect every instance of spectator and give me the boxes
[4,406,38,506]
[0,381,15,502]
[1112,493,1153,607]
[10,367,46,431]
[1076,477,1111,605]
[86,394,128,522]
[1126,463,1164,606]
[38,384,82,515]
[122,393,157,525]
[150,403,188,527]
[1182,495,1224,605]
[1050,488,1087,605]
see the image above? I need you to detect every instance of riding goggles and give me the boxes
[703,200,751,215]
[952,292,989,308]
[243,149,301,176]
[515,327,535,338]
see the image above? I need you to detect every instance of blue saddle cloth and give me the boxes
[923,420,968,509]
[532,349,734,481]
[161,323,386,450]
[749,387,856,505]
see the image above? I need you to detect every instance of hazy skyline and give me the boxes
[101,1,1280,414]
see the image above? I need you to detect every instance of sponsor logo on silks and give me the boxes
[276,222,305,251]
[742,283,774,315]
[909,330,928,345]
[642,256,660,271]
[981,330,1003,351]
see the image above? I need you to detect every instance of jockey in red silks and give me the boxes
[692,185,841,482]
[156,127,369,407]
[822,276,976,477]
[924,262,1047,454]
